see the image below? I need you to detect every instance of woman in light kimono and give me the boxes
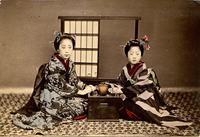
[12,32,95,129]
[117,36,192,128]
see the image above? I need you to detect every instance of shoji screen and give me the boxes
[64,20,99,78]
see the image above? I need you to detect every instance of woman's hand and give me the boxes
[108,83,123,94]
[77,85,96,95]
[77,81,86,89]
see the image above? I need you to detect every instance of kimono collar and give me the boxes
[127,61,144,77]
[54,53,70,71]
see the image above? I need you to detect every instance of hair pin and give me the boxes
[121,35,150,50]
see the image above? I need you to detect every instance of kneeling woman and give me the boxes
[12,32,95,129]
[118,36,192,128]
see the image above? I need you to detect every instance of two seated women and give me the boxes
[11,33,192,129]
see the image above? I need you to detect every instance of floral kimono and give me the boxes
[12,53,87,129]
[118,61,192,128]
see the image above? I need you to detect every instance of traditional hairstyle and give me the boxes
[53,32,76,51]
[123,35,150,57]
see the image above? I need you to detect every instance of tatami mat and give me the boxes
[0,91,199,136]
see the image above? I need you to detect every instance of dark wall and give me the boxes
[0,0,199,88]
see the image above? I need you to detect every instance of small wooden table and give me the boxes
[87,91,123,121]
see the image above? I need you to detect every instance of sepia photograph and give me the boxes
[0,0,199,136]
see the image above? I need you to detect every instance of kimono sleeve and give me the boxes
[117,70,128,87]
[44,62,78,98]
[117,70,137,98]
[135,68,160,89]
[120,68,159,99]
[68,63,86,90]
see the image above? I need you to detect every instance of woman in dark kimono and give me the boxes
[117,36,192,128]
[11,32,96,129]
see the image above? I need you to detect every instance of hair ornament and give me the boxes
[120,40,132,49]
[54,31,62,44]
[142,35,149,41]
[48,31,61,45]
[140,35,150,50]
[120,44,126,48]
[121,35,150,55]
[70,34,76,41]
[122,39,138,48]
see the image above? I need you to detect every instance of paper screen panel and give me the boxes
[87,36,93,49]
[92,51,98,63]
[87,21,93,34]
[86,65,92,77]
[81,36,87,48]
[76,21,81,33]
[93,21,98,34]
[80,64,86,77]
[70,21,76,33]
[86,50,92,63]
[74,50,81,62]
[92,65,97,77]
[81,21,87,34]
[76,36,81,48]
[93,36,98,49]
[64,21,70,33]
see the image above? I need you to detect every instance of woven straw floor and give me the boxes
[0,91,199,136]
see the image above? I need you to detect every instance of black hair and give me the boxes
[54,34,75,51]
[124,40,144,57]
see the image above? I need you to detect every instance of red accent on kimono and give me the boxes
[119,106,140,121]
[54,53,69,71]
[125,108,140,120]
[73,114,87,120]
[127,61,144,77]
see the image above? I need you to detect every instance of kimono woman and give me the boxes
[117,36,192,128]
[12,32,96,129]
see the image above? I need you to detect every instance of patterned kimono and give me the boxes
[12,54,87,129]
[118,61,192,128]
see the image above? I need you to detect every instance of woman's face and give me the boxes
[58,39,73,59]
[127,46,142,64]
